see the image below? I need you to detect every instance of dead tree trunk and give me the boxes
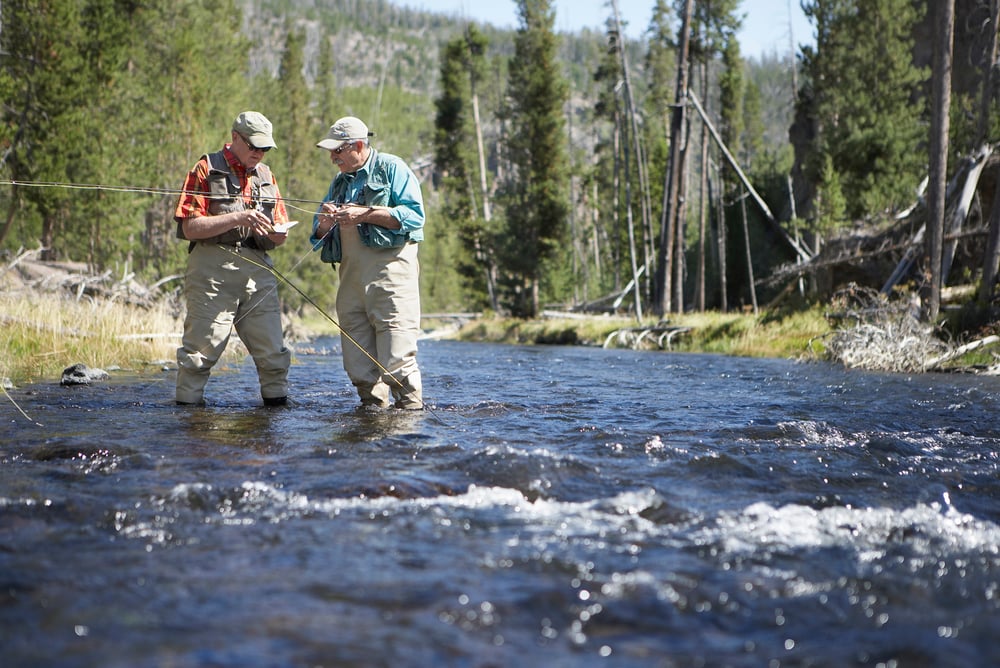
[613,109,623,294]
[611,0,644,320]
[471,88,500,312]
[924,0,955,321]
[942,149,990,283]
[884,146,989,294]
[715,172,728,312]
[978,0,1000,306]
[622,96,643,320]
[472,94,491,223]
[741,193,758,314]
[979,177,1000,306]
[655,0,695,315]
[697,63,710,312]
[674,129,691,313]
[688,90,811,262]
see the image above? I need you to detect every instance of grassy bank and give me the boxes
[7,285,998,389]
[0,292,183,385]
[454,307,833,359]
[0,289,837,386]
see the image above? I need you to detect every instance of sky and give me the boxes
[389,0,813,60]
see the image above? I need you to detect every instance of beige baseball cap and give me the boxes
[316,116,375,150]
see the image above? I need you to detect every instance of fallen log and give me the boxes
[761,144,995,297]
[923,335,1000,370]
[603,323,692,350]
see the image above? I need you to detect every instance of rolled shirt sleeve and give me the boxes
[384,158,424,241]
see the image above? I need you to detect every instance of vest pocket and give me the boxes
[358,223,408,248]
[321,224,342,263]
[207,172,237,205]
[363,182,390,206]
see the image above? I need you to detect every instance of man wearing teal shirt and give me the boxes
[311,116,425,410]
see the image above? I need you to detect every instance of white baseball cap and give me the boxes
[316,116,375,150]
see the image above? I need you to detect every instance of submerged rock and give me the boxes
[60,363,110,386]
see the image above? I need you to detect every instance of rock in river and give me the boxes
[60,363,110,386]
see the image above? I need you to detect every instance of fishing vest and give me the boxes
[320,149,412,264]
[180,150,279,251]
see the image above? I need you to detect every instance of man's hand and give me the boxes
[244,209,274,235]
[316,202,340,235]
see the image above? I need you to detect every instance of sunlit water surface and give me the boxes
[2,339,999,667]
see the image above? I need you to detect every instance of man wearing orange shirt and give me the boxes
[173,111,292,407]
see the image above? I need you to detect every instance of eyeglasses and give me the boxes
[332,141,357,154]
[239,134,271,153]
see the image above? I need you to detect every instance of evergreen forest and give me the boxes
[2,0,997,328]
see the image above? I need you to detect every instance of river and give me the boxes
[2,339,999,667]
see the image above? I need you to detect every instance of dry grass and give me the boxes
[816,286,951,372]
[458,314,636,347]
[672,308,833,358]
[457,307,833,359]
[0,291,185,384]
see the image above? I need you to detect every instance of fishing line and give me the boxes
[3,178,445,421]
[220,244,447,424]
[223,221,329,329]
[1,383,43,426]
[2,175,326,347]
[0,179,329,211]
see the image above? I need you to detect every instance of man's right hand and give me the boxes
[317,202,342,235]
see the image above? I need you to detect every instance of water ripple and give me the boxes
[3,341,1000,665]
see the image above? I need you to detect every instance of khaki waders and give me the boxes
[176,243,290,404]
[337,227,422,409]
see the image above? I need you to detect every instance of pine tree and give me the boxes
[800,0,928,221]
[276,24,311,202]
[68,0,137,268]
[0,0,253,272]
[124,0,252,278]
[499,0,570,317]
[719,39,745,174]
[315,37,339,128]
[0,0,89,259]
[434,26,497,310]
[814,151,847,233]
[741,79,764,169]
[271,23,337,317]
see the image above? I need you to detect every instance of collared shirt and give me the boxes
[311,148,424,245]
[173,144,289,223]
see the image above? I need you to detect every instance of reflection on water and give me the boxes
[1,339,999,667]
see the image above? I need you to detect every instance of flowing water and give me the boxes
[1,339,999,667]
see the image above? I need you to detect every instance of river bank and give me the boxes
[448,308,832,359]
[4,258,998,387]
[1,278,832,386]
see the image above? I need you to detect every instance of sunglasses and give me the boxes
[239,134,271,153]
[332,141,357,154]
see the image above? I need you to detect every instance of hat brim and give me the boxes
[317,138,350,150]
[246,133,277,149]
